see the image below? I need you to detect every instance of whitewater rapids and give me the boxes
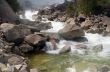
[19,10,110,72]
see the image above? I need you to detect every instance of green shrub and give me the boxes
[66,0,110,16]
[66,3,75,15]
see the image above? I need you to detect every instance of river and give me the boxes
[20,10,110,72]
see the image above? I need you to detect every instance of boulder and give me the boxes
[59,24,85,40]
[92,44,103,53]
[59,45,71,54]
[75,44,87,49]
[8,55,24,65]
[24,34,45,45]
[19,43,33,53]
[0,23,15,32]
[0,23,32,42]
[100,65,110,72]
[0,63,7,72]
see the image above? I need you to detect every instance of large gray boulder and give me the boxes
[59,45,71,54]
[20,19,52,31]
[59,22,85,40]
[0,23,32,42]
[24,33,46,45]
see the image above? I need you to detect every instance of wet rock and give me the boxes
[102,31,110,36]
[59,23,85,40]
[45,38,58,51]
[24,33,46,51]
[59,45,71,54]
[30,68,39,72]
[86,28,103,34]
[0,23,31,42]
[19,64,29,72]
[8,55,25,65]
[19,43,33,53]
[7,62,28,72]
[92,44,103,53]
[24,33,45,45]
[100,65,110,72]
[75,44,87,49]
[72,37,88,42]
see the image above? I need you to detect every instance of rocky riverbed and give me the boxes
[1,1,110,72]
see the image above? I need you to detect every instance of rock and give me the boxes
[106,24,110,32]
[19,64,29,72]
[86,28,103,34]
[100,65,110,72]
[59,24,85,40]
[19,43,33,53]
[24,33,45,45]
[72,37,88,42]
[69,19,76,25]
[75,44,87,49]
[92,44,103,53]
[30,68,39,72]
[59,45,71,54]
[7,63,28,72]
[59,16,67,22]
[0,63,7,72]
[102,16,110,25]
[66,18,74,24]
[102,31,110,36]
[8,55,24,65]
[45,38,57,51]
[81,19,93,30]
[0,23,32,42]
[78,13,86,22]
[0,23,15,32]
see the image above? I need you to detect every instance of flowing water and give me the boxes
[20,11,110,72]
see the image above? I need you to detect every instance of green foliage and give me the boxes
[76,0,97,15]
[66,3,75,15]
[66,0,110,16]
[6,0,20,12]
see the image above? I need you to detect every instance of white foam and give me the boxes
[19,10,38,21]
[41,21,64,33]
[19,9,110,57]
